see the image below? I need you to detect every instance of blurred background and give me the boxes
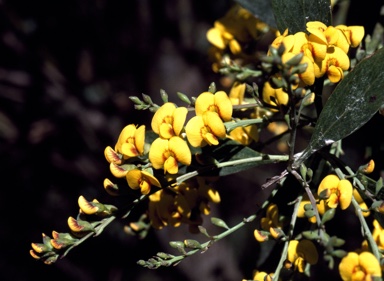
[0,0,383,280]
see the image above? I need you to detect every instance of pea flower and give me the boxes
[371,219,384,251]
[314,45,350,83]
[126,168,161,195]
[336,25,365,48]
[194,91,233,121]
[262,81,289,110]
[287,239,318,272]
[260,203,283,231]
[149,136,191,174]
[317,174,353,210]
[185,111,226,147]
[206,4,270,55]
[151,102,188,139]
[114,124,145,159]
[339,251,381,281]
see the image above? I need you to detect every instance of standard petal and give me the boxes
[318,174,340,196]
[338,179,353,210]
[359,252,382,277]
[151,102,176,134]
[149,137,168,169]
[169,136,191,166]
[339,252,359,281]
[134,125,145,155]
[214,90,233,121]
[204,111,226,138]
[126,169,142,189]
[195,92,215,116]
[173,107,188,136]
[185,115,205,147]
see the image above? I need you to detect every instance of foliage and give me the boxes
[29,0,384,280]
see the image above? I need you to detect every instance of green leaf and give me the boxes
[293,47,384,169]
[271,0,331,34]
[234,0,277,28]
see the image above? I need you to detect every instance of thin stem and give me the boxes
[176,155,289,185]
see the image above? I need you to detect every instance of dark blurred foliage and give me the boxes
[0,0,383,281]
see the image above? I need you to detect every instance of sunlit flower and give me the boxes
[114,124,145,159]
[287,239,318,272]
[126,168,161,195]
[185,111,226,147]
[260,203,283,231]
[317,174,353,210]
[195,91,233,121]
[149,136,191,174]
[262,81,289,110]
[314,45,350,83]
[336,25,365,48]
[151,102,188,139]
[339,251,381,281]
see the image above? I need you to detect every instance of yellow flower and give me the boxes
[336,25,365,48]
[260,203,283,231]
[262,81,289,110]
[339,251,381,281]
[317,174,353,210]
[252,271,274,281]
[314,45,350,83]
[149,136,191,174]
[195,91,233,121]
[185,111,226,147]
[228,82,259,145]
[114,124,145,159]
[269,28,295,54]
[126,169,161,195]
[287,239,318,273]
[353,189,370,217]
[151,102,188,139]
[372,219,384,251]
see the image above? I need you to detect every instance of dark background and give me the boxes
[1,1,383,281]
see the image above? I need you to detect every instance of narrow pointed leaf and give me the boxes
[293,47,384,169]
[271,0,331,34]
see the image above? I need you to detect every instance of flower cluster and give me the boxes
[262,21,364,111]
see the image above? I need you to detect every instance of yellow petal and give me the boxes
[287,240,299,263]
[204,111,226,138]
[214,90,233,121]
[306,21,328,44]
[151,102,176,134]
[359,251,382,276]
[169,136,191,166]
[149,137,168,169]
[185,115,206,147]
[338,179,353,210]
[173,107,188,136]
[141,170,161,187]
[206,28,226,49]
[164,155,178,174]
[121,142,139,157]
[195,92,215,116]
[328,65,344,83]
[110,162,128,178]
[339,252,359,281]
[318,174,340,196]
[126,169,142,189]
[134,125,145,155]
[104,146,122,164]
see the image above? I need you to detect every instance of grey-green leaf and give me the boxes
[271,0,331,34]
[293,47,384,169]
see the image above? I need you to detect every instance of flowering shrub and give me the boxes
[30,0,384,280]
